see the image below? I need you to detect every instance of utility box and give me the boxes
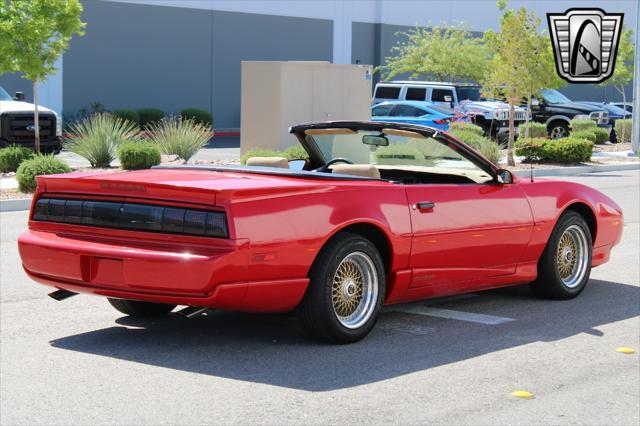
[240,61,373,153]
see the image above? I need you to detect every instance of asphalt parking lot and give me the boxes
[1,170,638,425]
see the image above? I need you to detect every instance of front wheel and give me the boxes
[548,121,570,139]
[530,211,592,300]
[108,298,176,317]
[297,233,385,343]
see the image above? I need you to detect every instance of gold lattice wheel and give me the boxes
[555,224,589,288]
[331,252,379,329]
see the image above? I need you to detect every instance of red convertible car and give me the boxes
[18,121,623,343]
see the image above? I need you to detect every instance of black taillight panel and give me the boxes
[32,198,228,238]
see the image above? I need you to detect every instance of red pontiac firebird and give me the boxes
[18,121,623,343]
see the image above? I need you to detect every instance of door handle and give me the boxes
[416,201,435,211]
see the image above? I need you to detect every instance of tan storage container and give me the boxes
[241,61,372,153]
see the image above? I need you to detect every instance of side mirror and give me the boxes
[288,159,307,171]
[496,169,514,184]
[443,95,453,102]
[14,92,25,101]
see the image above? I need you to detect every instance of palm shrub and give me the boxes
[570,118,596,132]
[65,113,140,168]
[592,127,610,144]
[449,129,502,164]
[112,109,140,128]
[117,141,161,170]
[517,122,547,138]
[615,119,632,143]
[138,108,165,129]
[180,108,213,128]
[570,130,596,143]
[0,145,34,172]
[283,144,309,161]
[16,155,71,192]
[240,148,285,165]
[449,121,484,136]
[149,117,211,162]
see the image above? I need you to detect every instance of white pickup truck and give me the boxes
[0,85,62,153]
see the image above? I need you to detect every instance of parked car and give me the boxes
[371,101,453,130]
[529,89,609,139]
[579,102,632,142]
[0,85,62,153]
[372,81,528,139]
[609,102,632,114]
[18,121,623,343]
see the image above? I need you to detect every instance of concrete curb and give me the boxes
[1,163,637,213]
[0,198,32,213]
[512,162,639,178]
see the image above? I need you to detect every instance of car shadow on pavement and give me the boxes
[50,279,639,392]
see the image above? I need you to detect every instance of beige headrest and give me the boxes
[331,164,381,179]
[246,156,289,168]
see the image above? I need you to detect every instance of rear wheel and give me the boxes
[530,211,592,299]
[107,298,176,317]
[297,233,385,343]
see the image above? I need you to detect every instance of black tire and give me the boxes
[107,298,176,317]
[530,211,592,300]
[548,121,570,139]
[297,233,386,344]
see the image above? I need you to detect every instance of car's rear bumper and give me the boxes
[18,229,308,312]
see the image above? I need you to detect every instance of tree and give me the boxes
[377,24,490,82]
[0,0,85,153]
[600,27,635,143]
[483,1,563,165]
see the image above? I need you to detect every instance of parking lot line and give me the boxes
[388,305,516,325]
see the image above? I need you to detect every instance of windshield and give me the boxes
[305,129,492,183]
[0,86,12,101]
[455,87,481,101]
[541,89,571,104]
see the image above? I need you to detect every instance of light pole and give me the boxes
[631,0,639,154]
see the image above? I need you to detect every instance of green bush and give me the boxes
[515,137,548,161]
[16,155,71,192]
[112,109,140,128]
[0,145,34,173]
[592,127,610,144]
[149,117,211,162]
[570,130,596,143]
[570,118,596,132]
[515,137,593,163]
[65,113,140,168]
[449,129,502,164]
[517,121,547,139]
[615,119,632,143]
[240,148,285,165]
[449,121,484,136]
[180,108,213,128]
[542,138,593,163]
[283,144,309,161]
[117,141,161,170]
[138,108,165,129]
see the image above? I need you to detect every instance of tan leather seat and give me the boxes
[331,164,381,179]
[246,156,289,168]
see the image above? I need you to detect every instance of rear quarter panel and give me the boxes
[220,183,413,283]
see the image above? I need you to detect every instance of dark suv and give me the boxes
[530,89,609,139]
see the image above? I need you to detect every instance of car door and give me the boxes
[406,181,534,288]
[390,104,429,125]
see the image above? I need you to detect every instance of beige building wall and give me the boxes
[241,61,372,154]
